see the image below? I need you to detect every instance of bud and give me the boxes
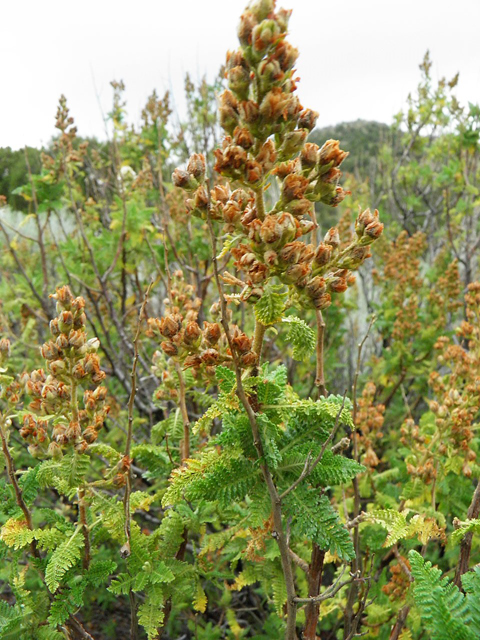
[203,322,221,345]
[300,143,319,168]
[275,40,299,72]
[172,168,195,190]
[278,241,304,264]
[318,139,349,167]
[187,153,206,180]
[324,227,340,248]
[257,59,283,92]
[113,473,127,488]
[183,321,202,345]
[283,263,311,285]
[234,126,254,150]
[83,427,98,444]
[0,337,11,361]
[223,199,243,225]
[40,341,60,361]
[249,0,274,22]
[279,129,307,158]
[159,314,182,338]
[306,276,326,298]
[161,341,178,357]
[328,277,348,293]
[282,173,309,201]
[58,310,74,333]
[237,10,258,46]
[69,329,86,349]
[50,318,60,337]
[51,285,73,309]
[218,90,239,134]
[228,65,251,100]
[86,337,100,352]
[211,184,231,205]
[256,139,277,172]
[245,159,263,185]
[248,262,269,283]
[232,333,252,354]
[238,100,260,124]
[355,207,376,236]
[48,441,63,459]
[298,108,319,131]
[238,351,256,367]
[201,349,220,365]
[55,333,68,349]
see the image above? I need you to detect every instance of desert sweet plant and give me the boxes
[2,2,479,640]
[166,0,383,637]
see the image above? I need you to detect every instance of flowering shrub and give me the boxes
[0,2,479,640]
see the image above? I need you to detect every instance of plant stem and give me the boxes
[454,479,480,587]
[303,544,326,639]
[205,208,298,640]
[315,310,327,397]
[255,188,266,221]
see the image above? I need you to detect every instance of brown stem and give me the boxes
[344,316,375,638]
[205,208,298,640]
[174,361,191,462]
[25,147,50,299]
[255,188,266,221]
[454,479,480,587]
[253,318,267,362]
[121,281,153,640]
[389,605,410,640]
[303,544,325,640]
[315,310,327,397]
[78,488,90,571]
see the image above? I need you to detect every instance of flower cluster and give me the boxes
[401,282,480,480]
[354,381,385,469]
[20,286,109,457]
[148,272,259,402]
[172,0,383,313]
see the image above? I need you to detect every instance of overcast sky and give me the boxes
[2,0,480,150]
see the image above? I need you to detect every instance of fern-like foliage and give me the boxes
[45,527,84,592]
[284,488,354,560]
[282,316,316,361]
[254,285,288,325]
[409,550,478,640]
[365,510,445,546]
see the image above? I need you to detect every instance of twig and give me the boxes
[315,310,327,396]
[454,479,480,587]
[121,280,153,640]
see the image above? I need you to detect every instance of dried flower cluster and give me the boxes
[401,282,480,480]
[172,0,383,312]
[354,381,385,469]
[20,286,109,457]
[148,272,260,400]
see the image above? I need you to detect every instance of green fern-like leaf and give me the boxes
[463,566,480,634]
[45,528,84,592]
[451,518,480,545]
[138,585,165,640]
[254,285,287,325]
[409,550,476,640]
[285,489,354,560]
[282,316,316,361]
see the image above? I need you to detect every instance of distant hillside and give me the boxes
[311,119,391,176]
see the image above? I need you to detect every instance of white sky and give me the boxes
[2,0,480,150]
